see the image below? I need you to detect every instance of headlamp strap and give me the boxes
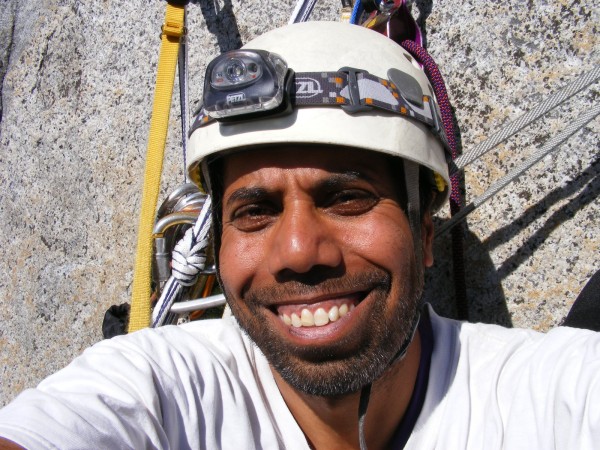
[192,69,449,149]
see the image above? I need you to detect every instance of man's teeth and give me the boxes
[280,303,355,328]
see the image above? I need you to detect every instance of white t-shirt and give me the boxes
[0,306,598,449]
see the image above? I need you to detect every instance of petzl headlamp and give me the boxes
[203,50,288,119]
[194,49,449,150]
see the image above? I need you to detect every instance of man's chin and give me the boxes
[271,346,392,397]
[238,304,418,398]
[226,266,422,397]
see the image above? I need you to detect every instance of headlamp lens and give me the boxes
[225,59,246,83]
[210,51,269,89]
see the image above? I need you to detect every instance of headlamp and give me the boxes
[195,50,450,151]
[203,50,288,119]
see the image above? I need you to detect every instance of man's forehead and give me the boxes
[221,145,391,188]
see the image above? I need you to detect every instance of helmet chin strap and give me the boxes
[403,159,423,281]
[357,310,421,450]
[357,159,422,450]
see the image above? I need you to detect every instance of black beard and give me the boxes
[223,264,423,397]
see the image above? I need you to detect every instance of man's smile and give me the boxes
[270,290,363,324]
[245,274,387,337]
[250,283,386,345]
[278,299,356,328]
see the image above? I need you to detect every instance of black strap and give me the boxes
[389,306,434,448]
[357,311,422,449]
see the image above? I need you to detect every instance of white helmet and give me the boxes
[188,21,450,212]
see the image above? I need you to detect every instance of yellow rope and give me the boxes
[128,3,185,333]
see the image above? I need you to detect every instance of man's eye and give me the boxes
[325,190,378,215]
[229,204,276,231]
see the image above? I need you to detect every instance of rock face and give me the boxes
[0,0,597,405]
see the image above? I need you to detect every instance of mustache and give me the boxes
[243,269,392,305]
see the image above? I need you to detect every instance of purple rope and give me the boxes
[399,40,461,207]
[400,39,469,320]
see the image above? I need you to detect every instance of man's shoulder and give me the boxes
[411,306,600,449]
[427,304,600,394]
[19,316,262,409]
[0,317,285,450]
[99,316,255,371]
[429,304,599,354]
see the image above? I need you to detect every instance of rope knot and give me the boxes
[171,225,209,286]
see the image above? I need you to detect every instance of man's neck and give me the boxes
[272,330,422,450]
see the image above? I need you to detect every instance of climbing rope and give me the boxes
[152,196,213,327]
[452,65,600,174]
[436,103,600,236]
[399,38,468,320]
[178,9,190,183]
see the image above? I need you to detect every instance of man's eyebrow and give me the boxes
[224,171,378,207]
[316,171,377,190]
[224,187,271,208]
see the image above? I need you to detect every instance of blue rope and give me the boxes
[350,0,383,25]
[349,0,363,24]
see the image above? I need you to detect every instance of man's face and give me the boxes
[218,146,431,397]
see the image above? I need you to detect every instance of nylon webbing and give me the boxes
[404,160,423,278]
[129,3,185,333]
[436,103,600,237]
[452,65,600,174]
[191,70,448,149]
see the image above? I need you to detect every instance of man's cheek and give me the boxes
[219,242,261,297]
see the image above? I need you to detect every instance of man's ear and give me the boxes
[421,212,434,268]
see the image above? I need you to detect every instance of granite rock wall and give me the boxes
[0,0,597,405]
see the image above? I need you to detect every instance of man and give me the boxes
[0,21,598,450]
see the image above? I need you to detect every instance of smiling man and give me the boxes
[0,21,599,450]
[218,146,426,449]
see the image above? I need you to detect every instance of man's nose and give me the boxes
[267,201,342,276]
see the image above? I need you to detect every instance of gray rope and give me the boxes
[451,65,600,174]
[436,103,600,237]
[289,0,319,23]
[178,9,190,183]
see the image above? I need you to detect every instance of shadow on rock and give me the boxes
[193,0,243,52]
[486,157,600,280]
[424,221,512,327]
